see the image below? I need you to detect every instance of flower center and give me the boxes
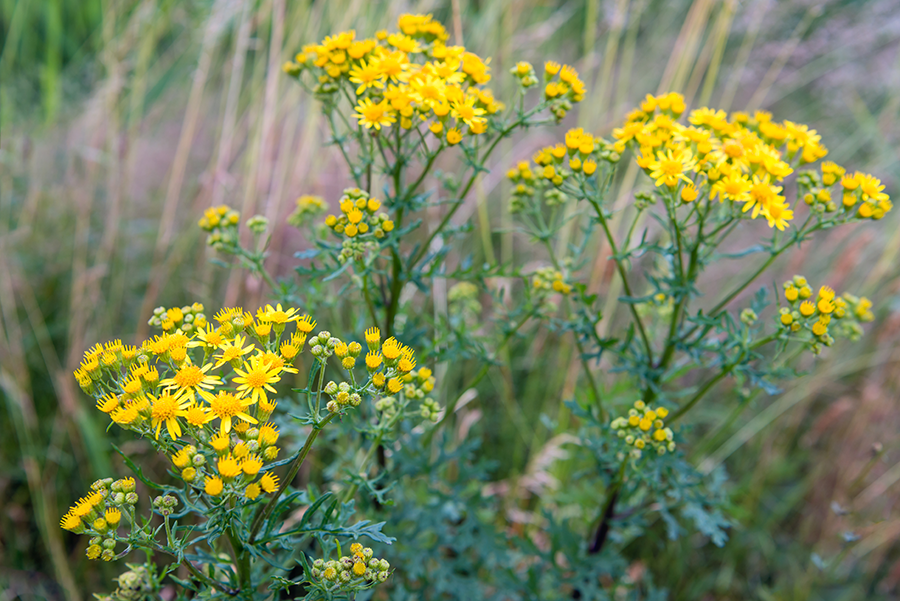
[210,393,241,418]
[174,365,203,388]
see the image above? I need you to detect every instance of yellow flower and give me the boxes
[217,455,242,479]
[710,171,750,203]
[60,513,82,532]
[214,334,254,369]
[207,390,257,434]
[193,323,226,349]
[160,361,220,403]
[446,128,462,145]
[354,98,396,130]
[149,391,190,440]
[297,315,316,333]
[245,483,261,500]
[647,147,697,188]
[232,355,282,406]
[184,402,213,428]
[450,95,486,129]
[761,199,793,231]
[381,337,402,361]
[742,174,784,220]
[256,303,300,325]
[680,184,699,203]
[242,455,263,476]
[348,59,385,95]
[387,377,403,394]
[205,476,224,496]
[260,472,279,493]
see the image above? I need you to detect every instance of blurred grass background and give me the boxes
[2,0,900,599]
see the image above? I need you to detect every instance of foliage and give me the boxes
[5,2,900,600]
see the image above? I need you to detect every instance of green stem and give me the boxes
[430,308,538,435]
[669,332,777,423]
[540,236,605,419]
[181,557,238,595]
[410,109,542,268]
[227,526,250,591]
[588,196,654,363]
[249,375,335,544]
[649,199,707,402]
[341,429,385,504]
[589,457,628,554]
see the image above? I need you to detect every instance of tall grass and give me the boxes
[2,0,899,597]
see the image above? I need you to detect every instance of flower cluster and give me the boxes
[616,92,891,228]
[507,131,620,212]
[147,303,207,334]
[309,542,391,593]
[516,92,892,232]
[288,194,328,228]
[198,205,241,248]
[324,188,395,261]
[542,61,587,120]
[610,400,675,459]
[72,305,317,506]
[532,266,573,295]
[60,478,136,561]
[284,13,506,141]
[779,275,874,352]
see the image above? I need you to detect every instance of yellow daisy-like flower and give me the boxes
[646,147,697,188]
[233,355,282,406]
[354,98,396,130]
[297,315,316,333]
[183,402,213,428]
[149,390,190,440]
[258,423,280,446]
[105,508,121,526]
[256,303,300,325]
[205,476,224,496]
[348,58,385,95]
[159,360,220,403]
[242,455,263,476]
[381,337,402,361]
[761,199,793,231]
[260,472,279,494]
[217,455,242,479]
[60,513,82,532]
[710,171,751,203]
[245,483,262,500]
[213,334,254,369]
[450,95,486,129]
[207,390,257,434]
[742,174,783,220]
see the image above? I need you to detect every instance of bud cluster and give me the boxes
[198,205,240,249]
[148,303,207,334]
[60,477,137,561]
[610,400,675,459]
[309,542,392,591]
[779,275,873,353]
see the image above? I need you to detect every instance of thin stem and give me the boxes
[669,332,777,423]
[589,457,628,554]
[181,557,238,595]
[226,527,250,591]
[410,109,543,268]
[249,412,336,543]
[588,196,654,363]
[650,199,707,402]
[341,429,385,504]
[430,308,538,434]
